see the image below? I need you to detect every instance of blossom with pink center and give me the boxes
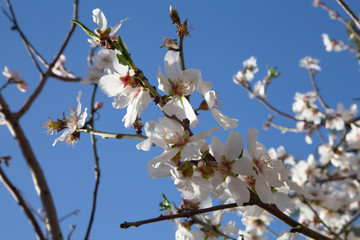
[209,131,254,205]
[137,117,219,178]
[99,50,151,128]
[157,51,202,128]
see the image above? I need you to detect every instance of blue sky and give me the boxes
[1,0,360,239]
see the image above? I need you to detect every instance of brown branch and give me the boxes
[0,166,45,240]
[307,69,329,110]
[237,80,306,122]
[121,190,333,240]
[4,0,48,71]
[120,203,238,229]
[15,0,79,119]
[315,1,360,43]
[0,94,63,239]
[49,72,81,82]
[335,0,360,31]
[84,85,101,240]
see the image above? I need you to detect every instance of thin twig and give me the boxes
[77,128,147,141]
[335,0,360,31]
[66,225,76,240]
[315,1,360,43]
[121,189,333,240]
[49,72,81,82]
[120,203,238,228]
[84,85,101,240]
[237,81,303,122]
[308,69,329,110]
[0,166,45,240]
[58,209,80,222]
[4,0,48,70]
[0,94,63,240]
[269,122,307,133]
[15,0,79,119]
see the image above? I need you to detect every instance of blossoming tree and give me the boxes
[1,0,360,239]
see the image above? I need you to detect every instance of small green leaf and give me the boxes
[116,54,130,66]
[72,20,99,39]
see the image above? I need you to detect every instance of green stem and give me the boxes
[179,35,185,71]
[78,128,147,141]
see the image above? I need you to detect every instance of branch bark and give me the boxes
[0,166,45,240]
[0,94,63,239]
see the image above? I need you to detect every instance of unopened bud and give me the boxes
[169,5,181,25]
[94,101,104,110]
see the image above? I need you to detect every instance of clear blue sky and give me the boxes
[1,0,360,239]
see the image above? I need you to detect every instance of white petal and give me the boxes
[182,68,202,94]
[181,97,199,127]
[247,128,259,159]
[232,157,254,176]
[99,73,124,97]
[110,17,129,36]
[226,177,250,206]
[255,174,274,204]
[181,139,205,161]
[157,66,171,93]
[164,51,181,81]
[147,149,178,178]
[92,8,107,31]
[225,131,243,160]
[209,136,225,161]
[211,109,238,130]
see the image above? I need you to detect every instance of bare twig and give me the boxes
[0,166,45,240]
[4,0,48,71]
[15,0,79,119]
[49,72,81,82]
[0,94,63,240]
[84,85,101,240]
[77,128,147,141]
[315,1,360,43]
[66,225,76,240]
[308,69,329,110]
[121,190,333,240]
[59,209,80,222]
[335,0,360,31]
[237,81,304,122]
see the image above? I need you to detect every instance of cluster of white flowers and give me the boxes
[44,7,360,240]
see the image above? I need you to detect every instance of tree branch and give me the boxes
[120,190,333,240]
[308,69,329,110]
[15,0,79,118]
[335,0,360,31]
[84,85,101,240]
[77,128,147,141]
[0,94,63,239]
[0,166,45,240]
